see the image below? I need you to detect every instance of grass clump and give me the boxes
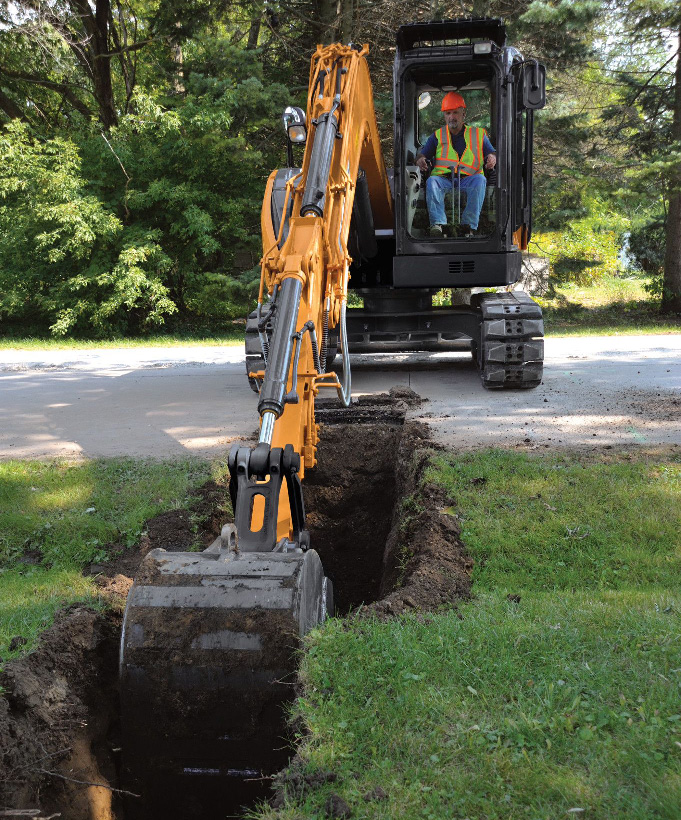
[0,457,214,660]
[262,450,681,820]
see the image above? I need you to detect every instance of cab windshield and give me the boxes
[405,70,497,242]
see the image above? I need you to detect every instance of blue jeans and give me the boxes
[426,173,486,230]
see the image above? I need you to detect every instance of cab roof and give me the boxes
[396,18,506,52]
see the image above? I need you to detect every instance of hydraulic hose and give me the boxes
[336,301,352,407]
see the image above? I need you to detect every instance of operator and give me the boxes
[415,91,496,237]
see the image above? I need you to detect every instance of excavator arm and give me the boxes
[232,43,393,552]
[119,43,393,819]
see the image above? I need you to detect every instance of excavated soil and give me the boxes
[0,387,472,819]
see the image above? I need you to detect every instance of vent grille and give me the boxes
[448,260,475,275]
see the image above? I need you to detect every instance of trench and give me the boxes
[0,392,471,819]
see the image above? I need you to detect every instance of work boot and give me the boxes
[429,224,444,237]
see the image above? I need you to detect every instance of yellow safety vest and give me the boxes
[431,125,486,177]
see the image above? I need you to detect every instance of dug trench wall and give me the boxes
[0,389,473,819]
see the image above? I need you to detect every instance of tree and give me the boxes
[0,0,156,128]
[596,1,681,311]
[0,120,177,335]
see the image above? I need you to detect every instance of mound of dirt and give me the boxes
[85,478,230,604]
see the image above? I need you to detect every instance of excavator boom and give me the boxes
[119,43,392,819]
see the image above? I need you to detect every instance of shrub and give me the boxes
[0,121,177,336]
[532,219,624,285]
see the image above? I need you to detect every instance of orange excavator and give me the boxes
[119,19,545,818]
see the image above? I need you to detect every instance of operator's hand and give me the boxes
[416,155,429,172]
[484,153,497,170]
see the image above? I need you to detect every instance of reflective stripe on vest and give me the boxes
[431,125,485,177]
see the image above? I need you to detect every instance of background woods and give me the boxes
[0,0,679,336]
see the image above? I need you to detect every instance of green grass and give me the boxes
[259,450,681,820]
[429,450,681,593]
[0,332,244,349]
[540,275,681,336]
[0,458,216,660]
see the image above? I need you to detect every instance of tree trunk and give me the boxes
[315,0,338,44]
[662,25,681,313]
[340,0,354,43]
[92,0,117,127]
[0,88,25,121]
[247,14,261,49]
[19,0,118,128]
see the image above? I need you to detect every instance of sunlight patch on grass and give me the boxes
[539,274,681,336]
[428,449,681,592]
[0,458,211,567]
[0,457,216,659]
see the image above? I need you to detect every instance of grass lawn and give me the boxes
[0,458,215,660]
[0,331,244,350]
[540,275,681,336]
[259,449,681,819]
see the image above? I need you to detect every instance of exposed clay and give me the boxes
[0,388,474,818]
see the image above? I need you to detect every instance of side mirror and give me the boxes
[522,61,546,110]
[282,105,307,144]
[418,92,431,110]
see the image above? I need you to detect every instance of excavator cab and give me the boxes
[402,76,498,240]
[347,18,547,388]
[392,18,545,283]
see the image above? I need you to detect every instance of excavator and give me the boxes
[119,18,546,818]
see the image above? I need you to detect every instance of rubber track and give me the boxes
[477,291,544,389]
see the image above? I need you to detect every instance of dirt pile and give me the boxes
[84,478,230,601]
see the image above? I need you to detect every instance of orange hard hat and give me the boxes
[441,91,466,111]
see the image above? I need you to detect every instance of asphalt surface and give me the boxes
[1,335,679,459]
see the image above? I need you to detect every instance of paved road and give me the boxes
[1,336,679,459]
